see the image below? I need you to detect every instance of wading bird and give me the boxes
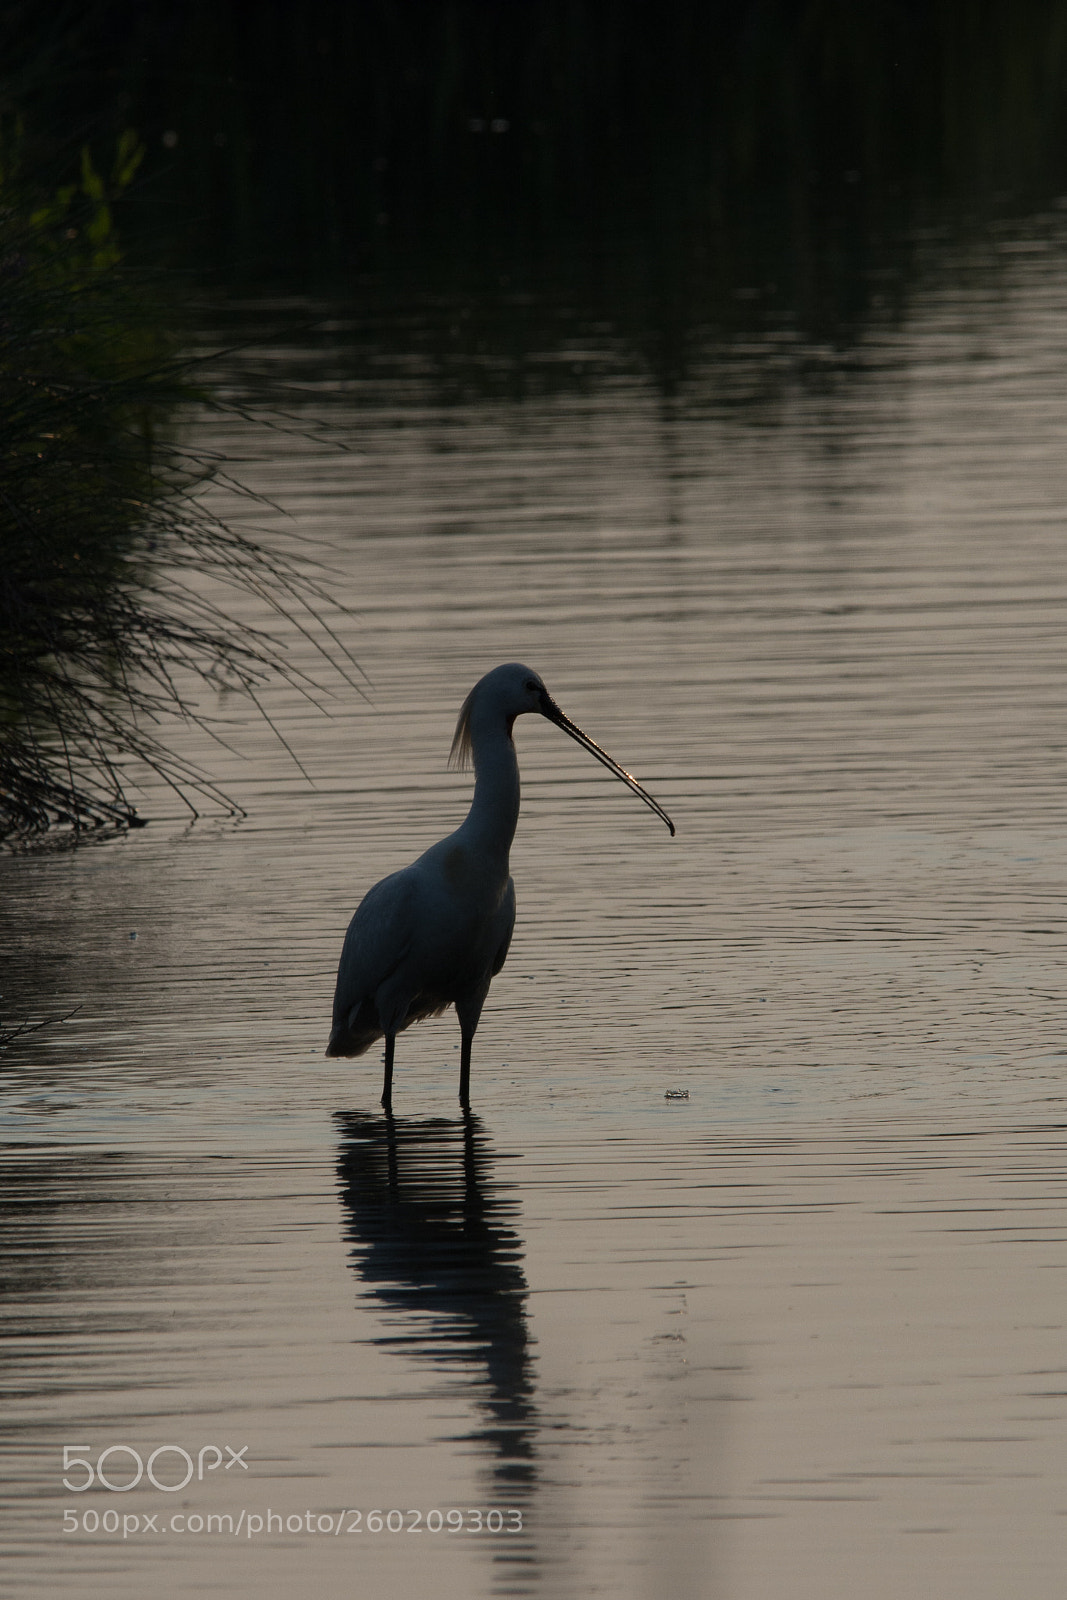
[326,663,674,1108]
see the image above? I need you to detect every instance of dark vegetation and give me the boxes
[13,2,1067,303]
[0,121,354,839]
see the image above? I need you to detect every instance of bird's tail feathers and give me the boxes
[325,1020,380,1058]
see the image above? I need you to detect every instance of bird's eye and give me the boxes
[525,678,539,691]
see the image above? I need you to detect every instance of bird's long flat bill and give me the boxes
[540,696,676,836]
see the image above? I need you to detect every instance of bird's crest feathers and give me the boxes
[448,685,476,771]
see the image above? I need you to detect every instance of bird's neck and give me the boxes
[461,719,520,860]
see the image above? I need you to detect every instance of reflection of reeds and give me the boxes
[0,137,355,839]
[34,3,1067,299]
[0,1003,79,1048]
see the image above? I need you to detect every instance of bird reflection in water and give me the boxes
[334,1110,537,1496]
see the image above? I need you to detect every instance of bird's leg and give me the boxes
[458,1027,473,1108]
[455,993,486,1108]
[381,1034,395,1110]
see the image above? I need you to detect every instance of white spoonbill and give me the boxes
[326,662,675,1108]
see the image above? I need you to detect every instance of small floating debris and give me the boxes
[664,1088,690,1101]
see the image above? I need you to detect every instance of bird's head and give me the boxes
[449,663,675,836]
[448,663,548,767]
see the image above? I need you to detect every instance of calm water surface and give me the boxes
[4,220,1067,1598]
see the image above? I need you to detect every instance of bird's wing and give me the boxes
[490,878,517,976]
[332,869,417,1026]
